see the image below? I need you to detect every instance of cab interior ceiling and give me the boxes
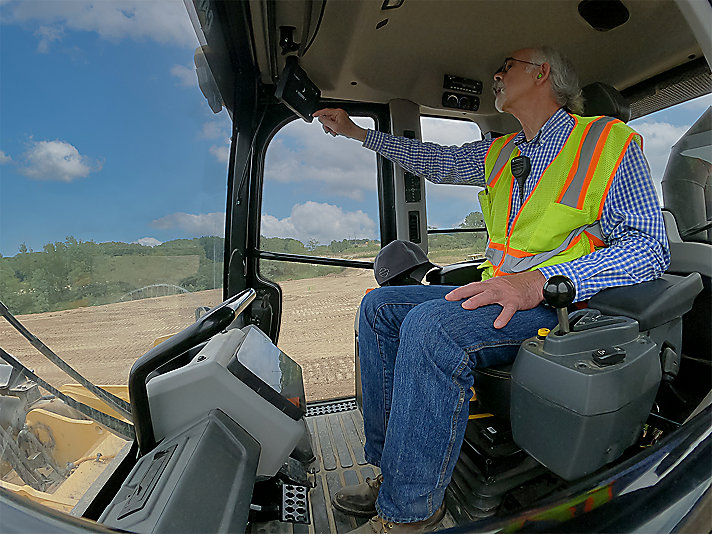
[246,0,707,132]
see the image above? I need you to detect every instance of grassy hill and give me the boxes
[92,255,201,287]
[1,219,486,315]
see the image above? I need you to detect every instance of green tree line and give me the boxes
[0,212,485,316]
[0,236,225,315]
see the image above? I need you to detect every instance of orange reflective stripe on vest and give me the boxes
[557,117,619,208]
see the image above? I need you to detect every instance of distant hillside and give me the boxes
[0,217,485,316]
[0,236,225,315]
[92,255,202,287]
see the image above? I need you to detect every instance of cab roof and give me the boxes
[190,0,711,130]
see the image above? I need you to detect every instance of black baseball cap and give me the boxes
[373,240,438,286]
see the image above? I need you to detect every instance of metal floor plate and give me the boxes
[249,399,455,534]
[249,399,376,534]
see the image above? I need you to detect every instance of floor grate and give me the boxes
[306,399,358,417]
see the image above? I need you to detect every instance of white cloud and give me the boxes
[134,237,162,247]
[0,150,11,164]
[264,117,480,205]
[151,212,225,237]
[4,0,197,49]
[34,25,63,53]
[421,117,482,146]
[19,140,101,182]
[633,121,690,200]
[210,142,230,163]
[171,64,195,87]
[261,201,377,244]
[265,119,378,201]
[201,121,226,139]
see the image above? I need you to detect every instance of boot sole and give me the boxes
[331,498,377,518]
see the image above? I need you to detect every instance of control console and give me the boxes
[146,325,309,477]
[510,276,661,480]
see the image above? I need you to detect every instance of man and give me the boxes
[313,47,669,533]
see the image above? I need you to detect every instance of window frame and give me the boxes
[250,103,394,274]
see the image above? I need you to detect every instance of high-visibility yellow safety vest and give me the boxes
[478,114,642,280]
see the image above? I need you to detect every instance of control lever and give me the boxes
[543,275,576,335]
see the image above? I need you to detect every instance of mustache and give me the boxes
[492,80,504,95]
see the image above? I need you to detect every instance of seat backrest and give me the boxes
[662,209,712,361]
[663,210,712,278]
[581,82,631,122]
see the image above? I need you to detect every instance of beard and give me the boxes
[492,81,506,113]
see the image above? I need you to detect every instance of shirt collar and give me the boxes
[514,108,573,147]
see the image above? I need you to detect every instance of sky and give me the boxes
[1,0,710,257]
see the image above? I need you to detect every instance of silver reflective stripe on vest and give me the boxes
[484,244,504,266]
[491,221,603,274]
[558,117,618,208]
[486,136,518,187]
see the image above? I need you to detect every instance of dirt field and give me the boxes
[0,269,377,402]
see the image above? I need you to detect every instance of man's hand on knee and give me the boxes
[444,270,546,329]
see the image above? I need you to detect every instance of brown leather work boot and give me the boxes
[345,502,446,533]
[332,474,383,517]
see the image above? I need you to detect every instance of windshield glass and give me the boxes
[0,0,227,511]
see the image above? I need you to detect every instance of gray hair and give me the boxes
[528,47,584,115]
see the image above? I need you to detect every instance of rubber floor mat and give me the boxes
[249,399,455,534]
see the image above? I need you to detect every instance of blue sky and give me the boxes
[1,1,710,257]
[0,0,231,256]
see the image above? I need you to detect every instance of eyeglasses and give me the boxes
[495,57,543,75]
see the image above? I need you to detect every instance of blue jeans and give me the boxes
[357,284,557,523]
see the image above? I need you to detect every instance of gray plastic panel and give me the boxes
[511,384,657,480]
[512,319,659,415]
[511,322,662,481]
[147,327,306,477]
[101,409,259,534]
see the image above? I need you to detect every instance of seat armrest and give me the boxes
[426,261,483,285]
[588,273,703,331]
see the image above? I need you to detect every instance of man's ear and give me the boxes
[537,62,551,83]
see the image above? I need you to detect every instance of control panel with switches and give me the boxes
[442,73,482,111]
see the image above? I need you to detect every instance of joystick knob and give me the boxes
[543,275,576,334]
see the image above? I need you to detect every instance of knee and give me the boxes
[359,287,381,324]
[399,299,447,340]
[359,286,405,325]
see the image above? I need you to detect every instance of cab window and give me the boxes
[0,6,228,510]
[420,117,487,264]
[260,117,379,400]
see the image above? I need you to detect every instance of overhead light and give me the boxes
[381,0,405,10]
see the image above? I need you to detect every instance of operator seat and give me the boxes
[472,86,711,423]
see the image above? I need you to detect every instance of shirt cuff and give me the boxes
[363,129,386,152]
[538,264,584,303]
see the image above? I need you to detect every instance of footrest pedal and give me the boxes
[281,484,309,524]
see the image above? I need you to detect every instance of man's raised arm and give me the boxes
[313,108,489,186]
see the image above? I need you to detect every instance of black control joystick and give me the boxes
[543,275,576,335]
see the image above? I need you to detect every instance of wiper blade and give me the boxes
[0,300,132,420]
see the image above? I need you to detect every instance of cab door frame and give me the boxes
[226,100,395,344]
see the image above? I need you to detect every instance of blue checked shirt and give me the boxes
[363,108,670,301]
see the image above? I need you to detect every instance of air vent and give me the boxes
[578,0,629,32]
